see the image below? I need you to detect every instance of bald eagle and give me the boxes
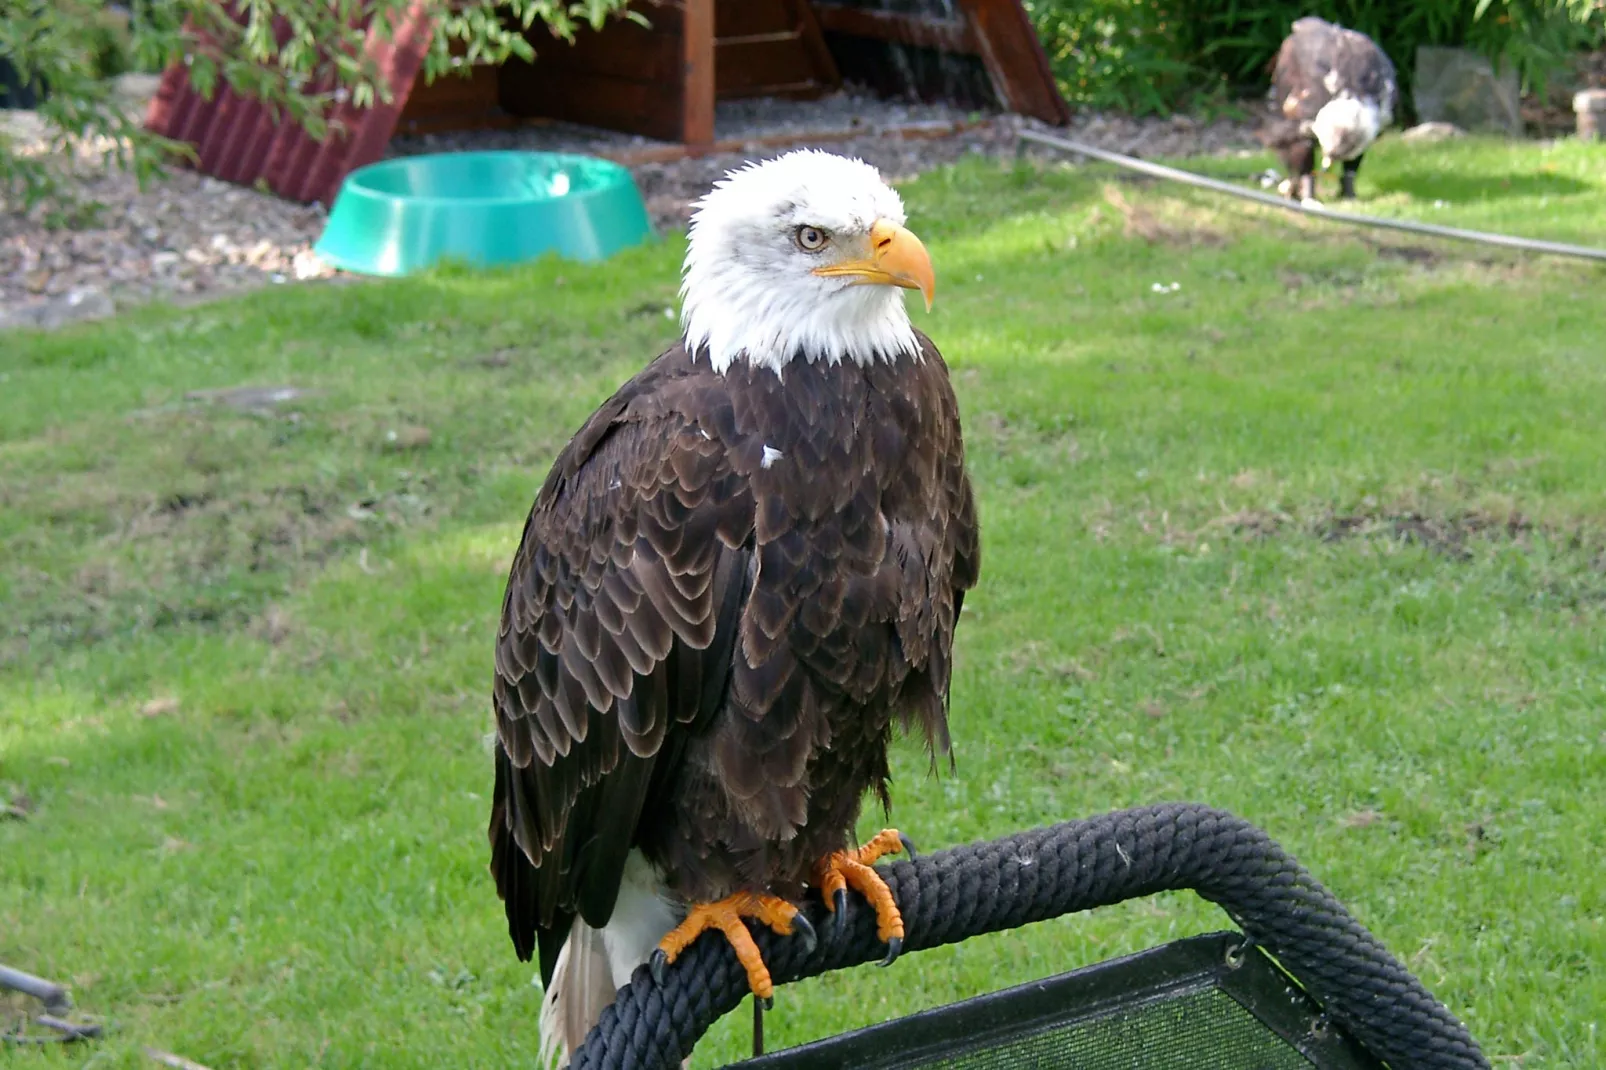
[1260,17,1397,204]
[487,150,980,1067]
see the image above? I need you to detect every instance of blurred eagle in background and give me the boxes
[1260,17,1397,204]
[485,150,980,1067]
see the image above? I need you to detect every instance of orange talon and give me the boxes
[814,828,913,964]
[650,893,813,1001]
[855,828,911,866]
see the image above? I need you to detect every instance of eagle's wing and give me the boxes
[1271,18,1339,123]
[488,345,753,982]
[1336,30,1397,118]
[900,335,979,735]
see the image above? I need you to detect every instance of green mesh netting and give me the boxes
[893,987,1314,1070]
[729,935,1380,1070]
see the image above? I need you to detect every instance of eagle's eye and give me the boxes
[793,225,828,252]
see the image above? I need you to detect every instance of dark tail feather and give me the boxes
[491,746,574,983]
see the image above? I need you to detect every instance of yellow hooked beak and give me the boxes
[811,218,936,312]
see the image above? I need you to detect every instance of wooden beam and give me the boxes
[954,0,1070,124]
[499,14,686,142]
[397,62,504,132]
[809,3,979,55]
[716,32,830,99]
[682,0,715,148]
[717,31,802,47]
[782,0,843,92]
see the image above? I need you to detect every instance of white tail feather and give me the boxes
[538,918,616,1070]
[537,852,681,1069]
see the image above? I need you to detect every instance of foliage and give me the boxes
[3,141,1606,1065]
[1028,0,1606,116]
[0,0,634,216]
[1023,0,1225,117]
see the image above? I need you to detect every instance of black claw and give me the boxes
[878,936,903,967]
[650,949,669,987]
[792,911,817,955]
[758,995,774,1012]
[898,833,918,859]
[832,888,848,936]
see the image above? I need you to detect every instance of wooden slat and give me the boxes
[810,2,979,55]
[502,65,684,142]
[400,64,501,121]
[784,0,843,91]
[682,0,715,148]
[500,10,685,142]
[395,64,552,136]
[719,80,826,101]
[955,0,1070,124]
[715,0,796,40]
[712,0,838,102]
[396,111,545,136]
[719,31,802,46]
[534,18,681,83]
[212,95,272,184]
[716,37,822,97]
[194,86,245,173]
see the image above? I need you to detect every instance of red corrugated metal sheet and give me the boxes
[145,3,436,206]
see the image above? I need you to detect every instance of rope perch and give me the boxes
[571,803,1490,1070]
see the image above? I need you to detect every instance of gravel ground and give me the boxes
[2,79,1268,330]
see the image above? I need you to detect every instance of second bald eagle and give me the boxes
[487,150,980,1067]
[1261,17,1397,204]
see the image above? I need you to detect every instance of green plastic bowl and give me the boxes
[313,151,653,276]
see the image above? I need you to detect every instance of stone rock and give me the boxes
[292,249,329,280]
[1576,89,1606,141]
[1414,46,1522,136]
[184,385,312,411]
[112,72,160,117]
[0,286,116,331]
[382,425,433,452]
[1401,121,1466,143]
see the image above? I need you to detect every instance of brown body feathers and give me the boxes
[488,334,979,985]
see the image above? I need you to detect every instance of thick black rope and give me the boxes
[570,803,1489,1070]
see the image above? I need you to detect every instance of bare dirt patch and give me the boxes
[1314,508,1547,561]
[1180,501,1602,573]
[1100,183,1227,247]
[1371,243,1442,266]
[0,473,409,666]
[998,639,1100,683]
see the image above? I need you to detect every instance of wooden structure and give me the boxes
[400,0,1068,143]
[147,0,1068,206]
[145,2,437,206]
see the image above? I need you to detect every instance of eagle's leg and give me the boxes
[814,828,916,966]
[1340,155,1363,200]
[650,893,816,1002]
[1279,140,1316,202]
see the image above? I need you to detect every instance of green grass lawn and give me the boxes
[3,136,1604,1068]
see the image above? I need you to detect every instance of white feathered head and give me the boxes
[679,150,936,376]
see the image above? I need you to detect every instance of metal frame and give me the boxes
[724,932,1383,1069]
